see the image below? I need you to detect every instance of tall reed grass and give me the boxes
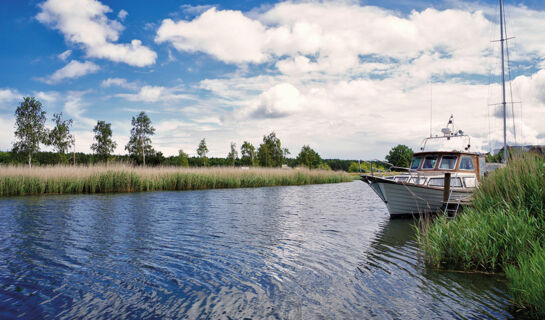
[417,153,545,315]
[0,165,352,197]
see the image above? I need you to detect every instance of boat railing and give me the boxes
[358,159,410,176]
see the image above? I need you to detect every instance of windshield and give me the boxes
[410,156,422,170]
[422,155,438,169]
[460,156,474,170]
[439,155,458,170]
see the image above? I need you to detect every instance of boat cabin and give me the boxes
[409,151,485,179]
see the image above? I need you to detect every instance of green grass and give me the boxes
[0,165,352,197]
[417,153,545,315]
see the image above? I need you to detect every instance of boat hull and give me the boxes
[362,176,471,216]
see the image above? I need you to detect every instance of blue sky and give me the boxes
[1,0,545,159]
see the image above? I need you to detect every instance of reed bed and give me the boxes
[417,153,545,315]
[0,165,352,197]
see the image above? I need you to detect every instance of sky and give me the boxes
[1,0,545,160]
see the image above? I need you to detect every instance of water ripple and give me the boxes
[0,182,530,319]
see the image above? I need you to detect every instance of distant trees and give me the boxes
[196,138,209,166]
[227,142,238,166]
[296,145,322,169]
[240,141,256,166]
[385,144,414,168]
[91,120,117,159]
[47,113,74,159]
[125,112,155,166]
[175,149,189,167]
[13,97,47,167]
[257,132,287,167]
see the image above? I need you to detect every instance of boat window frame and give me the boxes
[421,154,439,170]
[464,177,476,188]
[410,156,423,170]
[427,177,463,187]
[459,156,475,171]
[438,155,458,170]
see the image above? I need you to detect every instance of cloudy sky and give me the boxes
[1,0,544,159]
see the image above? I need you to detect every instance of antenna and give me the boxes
[500,0,508,163]
[430,81,433,137]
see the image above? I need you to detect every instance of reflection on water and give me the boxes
[0,182,525,319]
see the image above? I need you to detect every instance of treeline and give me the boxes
[0,151,379,172]
[6,96,376,171]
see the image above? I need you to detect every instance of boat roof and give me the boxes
[413,150,483,157]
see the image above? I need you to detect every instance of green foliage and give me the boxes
[385,144,413,168]
[227,142,238,166]
[176,150,189,167]
[13,97,47,167]
[47,113,74,155]
[125,112,155,166]
[240,141,256,166]
[418,154,545,315]
[505,243,545,316]
[91,120,117,159]
[296,145,322,169]
[257,132,286,167]
[196,138,209,166]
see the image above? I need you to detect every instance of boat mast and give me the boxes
[500,0,508,163]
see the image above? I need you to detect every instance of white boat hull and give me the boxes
[365,178,471,216]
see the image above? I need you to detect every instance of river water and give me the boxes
[0,181,525,319]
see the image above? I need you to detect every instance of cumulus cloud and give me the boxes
[37,0,156,67]
[43,60,100,84]
[242,83,302,119]
[117,9,128,21]
[117,85,193,103]
[155,8,268,63]
[101,77,138,90]
[58,49,72,61]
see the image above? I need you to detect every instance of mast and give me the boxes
[500,0,508,163]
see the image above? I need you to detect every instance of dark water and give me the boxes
[0,181,524,319]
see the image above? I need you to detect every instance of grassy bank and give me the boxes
[0,165,352,197]
[417,154,545,316]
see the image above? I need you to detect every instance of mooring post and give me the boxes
[443,172,451,203]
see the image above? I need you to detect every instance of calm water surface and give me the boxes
[0,181,525,319]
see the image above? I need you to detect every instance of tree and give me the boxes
[196,138,209,166]
[227,142,238,166]
[240,141,256,166]
[91,120,117,159]
[13,97,47,167]
[385,144,414,168]
[257,132,286,167]
[125,112,155,166]
[175,149,189,167]
[296,145,322,169]
[48,113,74,156]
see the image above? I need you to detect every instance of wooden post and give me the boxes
[443,172,451,203]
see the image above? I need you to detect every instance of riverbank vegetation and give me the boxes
[417,153,545,316]
[0,165,352,197]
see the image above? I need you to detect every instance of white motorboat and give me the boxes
[361,117,486,217]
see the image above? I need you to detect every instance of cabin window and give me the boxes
[410,156,422,170]
[460,156,475,170]
[428,177,463,187]
[422,155,438,169]
[410,177,427,184]
[395,177,409,182]
[439,155,458,170]
[464,177,476,188]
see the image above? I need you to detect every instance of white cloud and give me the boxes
[241,83,303,119]
[37,0,156,67]
[101,77,138,90]
[118,9,128,21]
[117,85,194,103]
[43,60,100,84]
[155,8,268,63]
[0,88,20,104]
[58,49,72,61]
